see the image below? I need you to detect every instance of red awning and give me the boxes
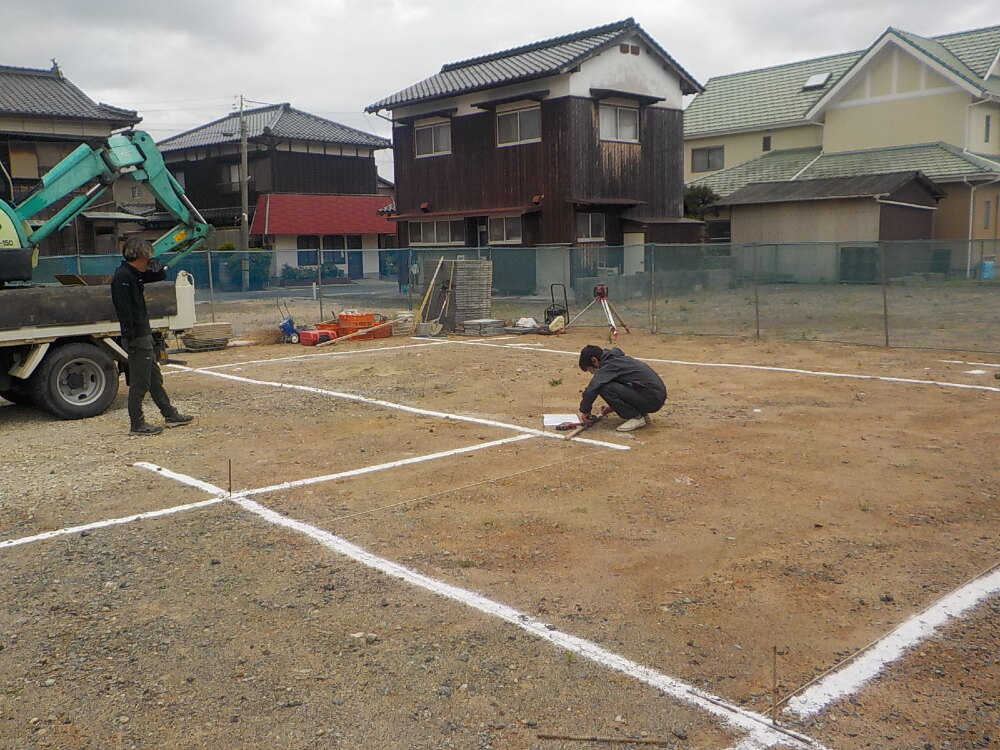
[250,194,396,236]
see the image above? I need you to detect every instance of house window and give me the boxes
[221,163,240,192]
[172,170,186,190]
[488,216,522,244]
[599,105,639,142]
[497,107,541,146]
[576,213,606,241]
[415,122,451,157]
[296,235,320,266]
[410,219,464,245]
[986,114,992,143]
[985,199,993,230]
[691,146,724,172]
[762,135,772,152]
[322,235,346,263]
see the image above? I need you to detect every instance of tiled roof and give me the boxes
[0,63,139,126]
[716,172,941,206]
[158,103,390,152]
[890,26,1000,96]
[691,143,1000,197]
[684,51,860,137]
[685,24,1000,137]
[366,18,701,112]
[689,147,823,197]
[249,194,397,236]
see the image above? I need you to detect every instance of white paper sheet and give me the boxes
[543,413,579,427]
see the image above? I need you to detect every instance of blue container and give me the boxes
[982,260,994,280]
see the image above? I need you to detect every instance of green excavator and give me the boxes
[0,131,215,418]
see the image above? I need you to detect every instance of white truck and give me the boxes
[0,131,213,419]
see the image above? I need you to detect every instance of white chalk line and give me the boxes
[0,496,224,550]
[172,365,629,451]
[786,564,1000,717]
[0,436,535,551]
[938,359,1000,369]
[243,434,535,496]
[134,461,822,749]
[445,340,1000,394]
[177,341,447,373]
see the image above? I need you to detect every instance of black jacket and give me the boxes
[579,347,667,414]
[110,261,167,340]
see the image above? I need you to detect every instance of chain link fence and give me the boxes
[27,239,1000,353]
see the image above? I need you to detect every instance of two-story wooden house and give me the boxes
[686,24,1000,254]
[155,103,394,278]
[366,18,701,292]
[0,62,141,256]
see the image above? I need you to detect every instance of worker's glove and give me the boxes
[147,258,164,273]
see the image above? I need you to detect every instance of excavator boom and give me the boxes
[0,130,214,284]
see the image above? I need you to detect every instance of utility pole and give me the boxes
[239,94,250,291]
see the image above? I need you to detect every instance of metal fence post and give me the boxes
[648,243,657,334]
[753,243,761,339]
[880,242,889,347]
[206,250,217,323]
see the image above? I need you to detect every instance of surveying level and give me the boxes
[565,282,631,340]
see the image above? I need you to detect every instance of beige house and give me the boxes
[685,25,1000,247]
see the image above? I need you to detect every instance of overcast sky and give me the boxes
[5,0,998,179]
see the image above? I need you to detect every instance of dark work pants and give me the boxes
[598,382,665,420]
[126,335,174,428]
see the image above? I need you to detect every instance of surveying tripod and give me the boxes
[566,283,630,340]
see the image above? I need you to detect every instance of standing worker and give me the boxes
[110,238,194,436]
[578,345,666,432]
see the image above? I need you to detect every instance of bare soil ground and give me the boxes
[1,327,998,749]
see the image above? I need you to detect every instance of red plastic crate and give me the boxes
[298,329,337,346]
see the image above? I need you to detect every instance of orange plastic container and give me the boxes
[338,312,376,330]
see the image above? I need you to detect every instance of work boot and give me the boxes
[164,413,194,427]
[616,416,648,432]
[130,422,164,436]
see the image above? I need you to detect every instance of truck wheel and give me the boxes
[31,342,119,419]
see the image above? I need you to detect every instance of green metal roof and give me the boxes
[685,24,1000,137]
[690,143,1000,198]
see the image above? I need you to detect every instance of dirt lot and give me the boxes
[1,327,998,749]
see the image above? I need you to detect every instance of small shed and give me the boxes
[716,171,944,243]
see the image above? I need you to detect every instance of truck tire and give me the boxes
[31,342,119,420]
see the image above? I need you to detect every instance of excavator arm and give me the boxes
[0,130,214,283]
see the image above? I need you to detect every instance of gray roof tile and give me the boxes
[367,18,700,112]
[158,103,390,152]
[0,63,138,125]
[716,172,941,206]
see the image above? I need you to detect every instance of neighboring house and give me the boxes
[249,193,397,279]
[0,62,142,256]
[366,18,702,293]
[154,103,393,277]
[685,24,1000,251]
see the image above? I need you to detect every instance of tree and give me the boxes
[684,185,720,221]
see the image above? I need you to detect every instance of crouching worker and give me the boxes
[578,345,666,432]
[111,238,194,436]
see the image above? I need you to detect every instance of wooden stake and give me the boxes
[772,645,779,726]
[228,458,233,496]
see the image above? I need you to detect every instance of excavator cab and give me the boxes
[0,201,35,284]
